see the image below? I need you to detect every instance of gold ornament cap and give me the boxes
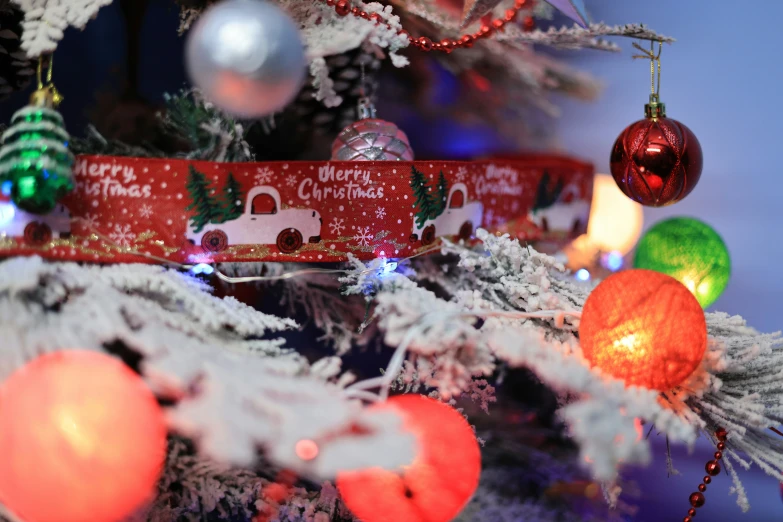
[29,85,63,109]
[644,93,666,119]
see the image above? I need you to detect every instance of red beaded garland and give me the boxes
[523,15,536,31]
[682,428,727,520]
[689,492,705,508]
[417,36,433,51]
[319,0,529,53]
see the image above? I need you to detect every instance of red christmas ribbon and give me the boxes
[0,154,593,264]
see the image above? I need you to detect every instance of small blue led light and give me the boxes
[381,260,398,275]
[576,268,590,281]
[1,181,12,196]
[604,251,624,272]
[190,263,214,275]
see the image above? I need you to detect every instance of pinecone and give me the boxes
[292,48,381,135]
[0,3,34,100]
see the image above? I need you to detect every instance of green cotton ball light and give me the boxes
[633,217,730,308]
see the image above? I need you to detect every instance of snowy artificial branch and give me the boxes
[0,256,415,479]
[497,23,675,51]
[340,229,782,499]
[12,0,112,56]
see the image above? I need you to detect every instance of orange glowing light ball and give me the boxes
[336,394,481,522]
[579,269,707,391]
[0,350,167,522]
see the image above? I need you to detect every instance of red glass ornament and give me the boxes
[332,101,414,161]
[0,351,167,522]
[703,476,712,484]
[688,508,697,516]
[689,492,705,508]
[698,484,706,492]
[579,269,707,391]
[714,451,723,459]
[337,394,481,522]
[610,111,703,207]
[717,442,726,451]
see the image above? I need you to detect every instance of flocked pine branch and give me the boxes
[161,89,254,162]
[12,0,113,57]
[131,438,358,522]
[341,229,782,505]
[0,256,415,480]
[497,23,674,51]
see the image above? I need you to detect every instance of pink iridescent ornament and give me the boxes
[331,99,414,161]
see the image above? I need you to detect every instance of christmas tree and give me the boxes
[410,165,438,228]
[435,170,449,215]
[185,164,220,232]
[0,3,781,522]
[219,172,244,222]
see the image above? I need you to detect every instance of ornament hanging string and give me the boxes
[632,40,663,100]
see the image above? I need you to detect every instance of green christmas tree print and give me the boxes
[0,103,74,214]
[410,166,438,228]
[435,170,449,216]
[185,165,221,233]
[219,172,244,222]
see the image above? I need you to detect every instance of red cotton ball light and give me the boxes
[579,269,707,391]
[337,394,481,522]
[0,350,167,522]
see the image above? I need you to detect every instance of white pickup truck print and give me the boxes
[186,186,322,254]
[0,201,71,245]
[411,183,483,245]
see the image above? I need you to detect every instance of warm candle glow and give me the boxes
[586,174,644,255]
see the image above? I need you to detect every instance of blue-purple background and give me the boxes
[1,0,780,519]
[558,2,783,521]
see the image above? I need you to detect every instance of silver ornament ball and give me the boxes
[185,0,306,118]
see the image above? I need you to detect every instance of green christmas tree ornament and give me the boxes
[0,58,74,215]
[633,217,731,308]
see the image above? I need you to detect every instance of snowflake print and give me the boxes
[484,209,497,227]
[81,213,100,230]
[285,175,297,187]
[353,226,374,247]
[455,166,468,182]
[375,207,387,220]
[109,224,136,247]
[139,204,153,219]
[329,217,345,236]
[255,166,275,185]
